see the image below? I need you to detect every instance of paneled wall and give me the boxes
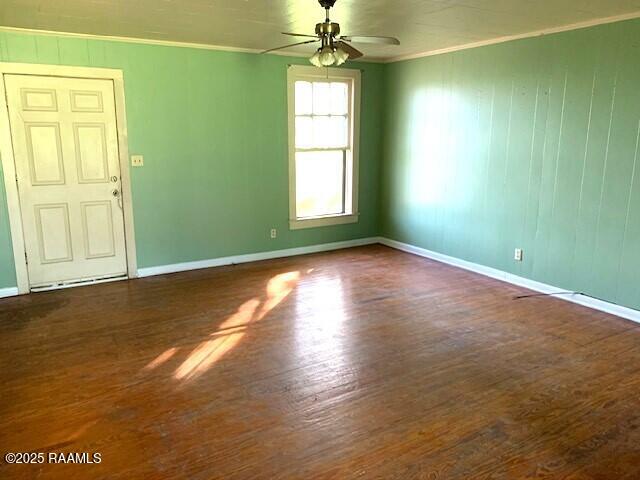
[0,32,385,288]
[381,19,640,310]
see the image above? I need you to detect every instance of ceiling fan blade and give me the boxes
[336,40,363,60]
[261,39,319,54]
[282,32,318,39]
[341,35,400,45]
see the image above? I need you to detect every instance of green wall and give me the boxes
[3,19,640,312]
[381,19,640,310]
[0,32,385,288]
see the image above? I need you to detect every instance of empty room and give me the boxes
[1,0,640,478]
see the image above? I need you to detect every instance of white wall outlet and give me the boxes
[131,155,144,167]
[514,248,523,262]
[270,228,277,239]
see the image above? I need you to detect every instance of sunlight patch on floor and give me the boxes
[172,271,301,381]
[144,347,179,371]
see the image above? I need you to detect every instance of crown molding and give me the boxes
[385,10,640,63]
[0,25,379,63]
[2,9,639,66]
[0,25,307,58]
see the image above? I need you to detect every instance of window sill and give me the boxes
[289,213,359,230]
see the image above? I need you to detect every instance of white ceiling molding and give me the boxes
[1,8,640,65]
[0,25,380,63]
[0,25,300,57]
[385,9,640,63]
[3,0,640,62]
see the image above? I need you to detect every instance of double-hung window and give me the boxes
[287,66,360,229]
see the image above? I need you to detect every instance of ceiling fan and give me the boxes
[262,0,400,67]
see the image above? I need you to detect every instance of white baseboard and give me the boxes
[6,235,638,325]
[137,237,379,278]
[379,237,640,324]
[0,287,19,299]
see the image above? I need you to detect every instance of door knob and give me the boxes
[113,189,123,210]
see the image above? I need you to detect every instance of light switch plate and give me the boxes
[131,155,144,167]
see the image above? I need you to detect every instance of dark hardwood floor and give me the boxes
[1,245,640,479]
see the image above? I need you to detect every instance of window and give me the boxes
[287,66,360,230]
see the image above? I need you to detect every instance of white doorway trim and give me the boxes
[0,62,137,294]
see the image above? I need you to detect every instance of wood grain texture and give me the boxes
[1,245,640,479]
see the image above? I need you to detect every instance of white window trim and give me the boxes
[287,65,361,230]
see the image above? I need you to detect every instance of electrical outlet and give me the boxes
[270,228,277,239]
[514,248,523,262]
[131,155,144,167]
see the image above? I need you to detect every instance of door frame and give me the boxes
[0,62,138,294]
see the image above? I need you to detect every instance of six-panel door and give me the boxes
[5,74,128,288]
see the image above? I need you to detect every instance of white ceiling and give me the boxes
[1,0,640,61]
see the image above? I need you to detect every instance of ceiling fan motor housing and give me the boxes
[261,0,397,62]
[315,22,340,37]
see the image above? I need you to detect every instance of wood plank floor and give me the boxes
[1,245,640,479]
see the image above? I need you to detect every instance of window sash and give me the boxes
[287,66,360,230]
[293,80,351,218]
[295,149,348,219]
[294,79,353,152]
[295,79,351,116]
[293,81,351,217]
[294,114,350,150]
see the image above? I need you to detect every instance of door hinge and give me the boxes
[24,252,28,265]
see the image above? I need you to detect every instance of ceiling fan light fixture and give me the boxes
[269,0,399,62]
[334,47,349,65]
[309,44,348,68]
[319,45,336,66]
[309,49,323,67]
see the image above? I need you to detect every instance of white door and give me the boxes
[5,74,128,289]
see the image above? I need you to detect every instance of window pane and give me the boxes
[330,82,348,115]
[295,116,313,148]
[313,116,348,148]
[295,81,312,115]
[312,82,331,115]
[296,150,344,218]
